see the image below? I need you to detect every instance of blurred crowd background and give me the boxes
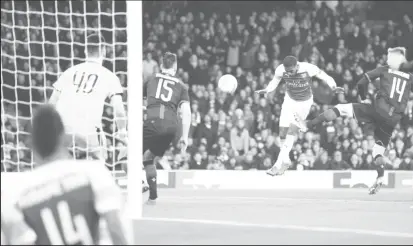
[1,1,413,172]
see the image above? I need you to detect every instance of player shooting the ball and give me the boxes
[256,56,343,176]
[298,47,413,194]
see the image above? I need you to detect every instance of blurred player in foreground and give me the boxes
[300,47,413,194]
[256,56,341,176]
[1,105,128,245]
[49,33,127,160]
[143,52,191,204]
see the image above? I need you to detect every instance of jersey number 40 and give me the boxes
[41,201,93,245]
[155,78,175,102]
[73,72,99,94]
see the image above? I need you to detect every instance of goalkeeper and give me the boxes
[49,33,127,160]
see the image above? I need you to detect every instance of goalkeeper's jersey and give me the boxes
[1,160,122,245]
[53,61,123,135]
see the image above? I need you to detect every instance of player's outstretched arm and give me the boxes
[314,70,340,91]
[256,65,283,96]
[256,74,282,96]
[179,101,191,154]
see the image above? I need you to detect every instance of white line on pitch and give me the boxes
[139,217,413,238]
[159,195,412,204]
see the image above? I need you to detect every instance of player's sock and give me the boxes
[144,164,157,200]
[275,135,294,168]
[308,108,340,128]
[374,155,385,180]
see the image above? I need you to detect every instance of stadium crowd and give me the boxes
[1,1,412,172]
[143,1,413,171]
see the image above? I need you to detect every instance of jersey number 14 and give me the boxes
[155,78,175,102]
[40,201,93,245]
[390,77,407,103]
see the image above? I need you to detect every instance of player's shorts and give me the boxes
[67,127,106,160]
[279,93,313,128]
[337,103,401,146]
[143,118,178,157]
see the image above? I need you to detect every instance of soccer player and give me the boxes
[1,105,128,245]
[256,56,341,176]
[49,33,127,160]
[301,47,413,194]
[143,52,191,204]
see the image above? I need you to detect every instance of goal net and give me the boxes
[0,1,129,178]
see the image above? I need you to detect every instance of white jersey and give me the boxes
[1,160,122,245]
[274,62,321,101]
[54,61,123,135]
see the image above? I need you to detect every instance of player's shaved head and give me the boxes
[283,56,298,68]
[31,104,65,159]
[283,56,299,74]
[86,33,106,57]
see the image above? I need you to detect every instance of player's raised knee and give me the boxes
[31,104,65,158]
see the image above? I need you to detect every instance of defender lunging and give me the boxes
[303,47,413,194]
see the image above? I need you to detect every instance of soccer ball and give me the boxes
[218,74,238,93]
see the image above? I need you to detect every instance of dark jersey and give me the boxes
[1,160,122,245]
[144,72,190,121]
[365,66,413,116]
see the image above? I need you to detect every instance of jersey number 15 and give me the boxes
[390,77,407,103]
[155,78,175,102]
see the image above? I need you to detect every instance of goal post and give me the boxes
[126,0,143,220]
[0,0,142,218]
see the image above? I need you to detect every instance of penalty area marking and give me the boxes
[138,217,413,239]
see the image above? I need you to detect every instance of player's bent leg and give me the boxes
[306,104,352,128]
